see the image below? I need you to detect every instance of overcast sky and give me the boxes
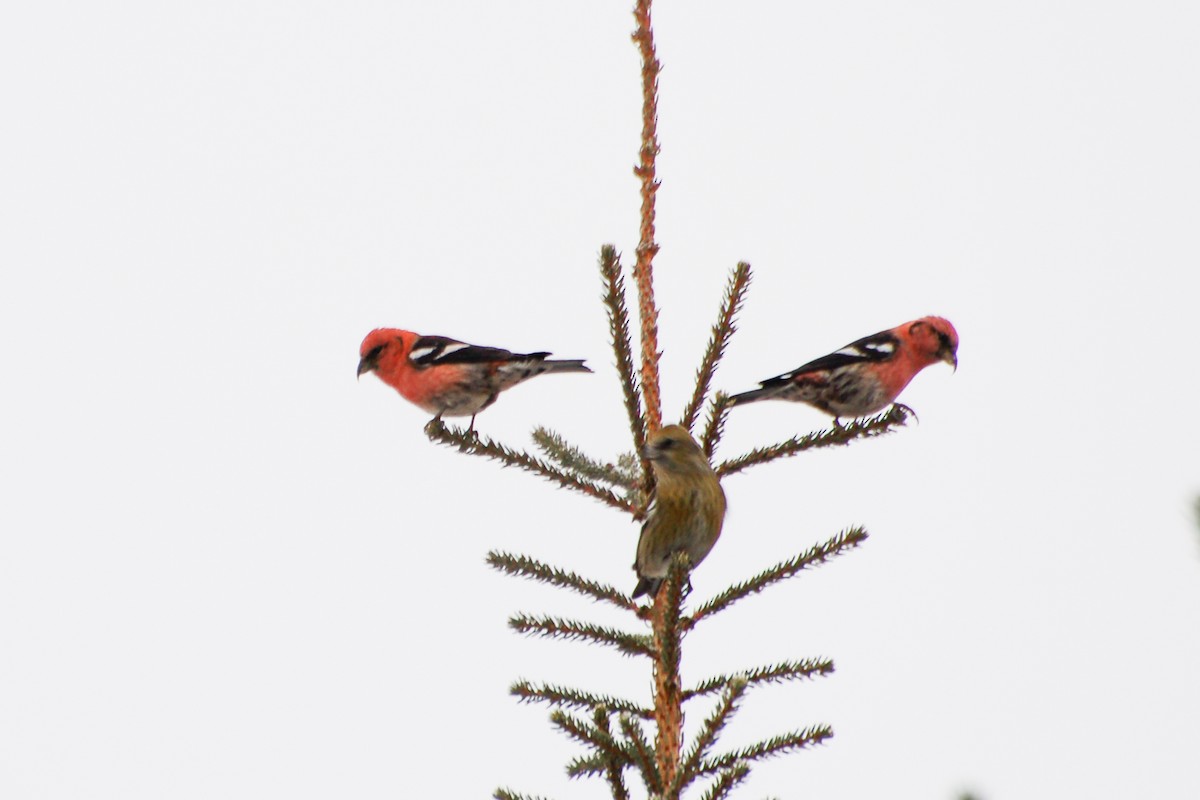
[3,2,1199,798]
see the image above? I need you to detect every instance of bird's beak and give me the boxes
[942,350,958,372]
[357,356,377,380]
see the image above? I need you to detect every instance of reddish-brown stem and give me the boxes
[631,0,662,434]
[650,558,685,795]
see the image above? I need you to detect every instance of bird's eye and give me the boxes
[367,345,384,361]
[658,438,676,450]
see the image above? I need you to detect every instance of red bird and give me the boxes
[728,316,958,421]
[357,328,591,428]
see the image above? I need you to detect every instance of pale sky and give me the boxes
[3,2,1199,798]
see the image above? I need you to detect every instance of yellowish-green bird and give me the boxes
[632,424,727,598]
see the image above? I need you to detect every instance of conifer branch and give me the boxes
[488,551,639,612]
[510,614,654,658]
[618,713,663,795]
[697,762,752,800]
[551,710,633,768]
[594,710,631,800]
[600,246,651,489]
[695,725,833,776]
[425,418,636,515]
[715,405,912,477]
[700,392,732,460]
[510,680,652,720]
[672,678,748,796]
[478,4,869,796]
[631,0,663,433]
[681,262,752,432]
[565,753,607,779]
[683,659,835,702]
[494,790,557,800]
[531,427,638,490]
[687,528,868,626]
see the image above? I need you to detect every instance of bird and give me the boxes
[357,328,591,429]
[633,425,727,599]
[727,316,958,422]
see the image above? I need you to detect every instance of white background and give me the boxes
[3,2,1199,798]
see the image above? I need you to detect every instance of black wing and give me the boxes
[408,335,549,367]
[757,329,899,388]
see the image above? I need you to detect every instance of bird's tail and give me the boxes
[632,576,662,599]
[726,387,772,407]
[542,359,592,374]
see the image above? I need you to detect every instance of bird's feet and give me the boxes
[892,403,919,424]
